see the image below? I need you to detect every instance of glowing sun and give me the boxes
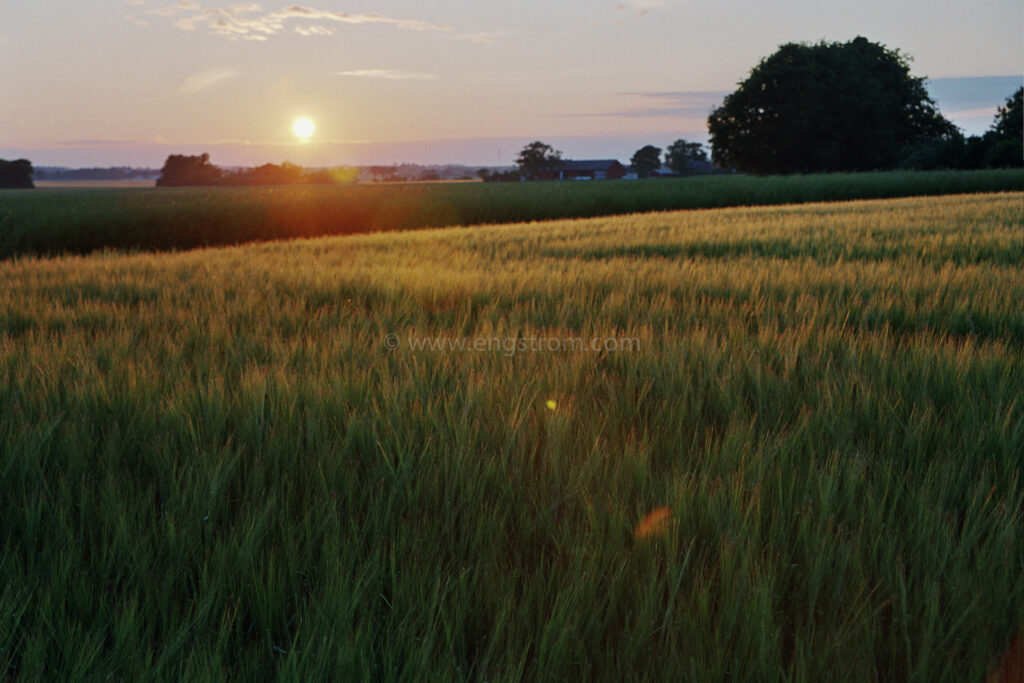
[292,117,315,140]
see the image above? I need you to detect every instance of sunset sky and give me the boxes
[1,0,1021,167]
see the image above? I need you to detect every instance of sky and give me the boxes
[1,0,1021,168]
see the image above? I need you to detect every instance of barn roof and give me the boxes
[560,159,623,171]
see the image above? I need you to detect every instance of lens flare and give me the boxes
[634,507,672,540]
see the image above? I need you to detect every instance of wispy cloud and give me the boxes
[614,0,668,16]
[270,6,449,31]
[294,25,333,36]
[926,76,1022,109]
[946,106,1000,119]
[560,91,726,119]
[125,0,147,6]
[142,2,452,41]
[125,14,151,26]
[337,69,437,81]
[178,67,239,94]
[458,30,514,45]
[56,137,172,148]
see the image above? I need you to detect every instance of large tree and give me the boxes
[664,139,708,175]
[630,145,662,178]
[0,159,34,189]
[516,141,563,181]
[708,37,956,174]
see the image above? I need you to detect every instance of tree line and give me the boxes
[505,138,713,182]
[515,37,1021,180]
[155,156,482,186]
[34,166,158,182]
[155,154,360,187]
[631,140,710,178]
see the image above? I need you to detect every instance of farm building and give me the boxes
[647,166,678,178]
[541,160,627,181]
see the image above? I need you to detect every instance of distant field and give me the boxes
[1,168,1021,259]
[34,180,158,189]
[1,193,1021,680]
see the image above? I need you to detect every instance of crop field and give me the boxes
[1,192,1022,680]
[1,168,1021,260]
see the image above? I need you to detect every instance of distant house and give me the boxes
[632,159,723,178]
[541,159,627,181]
[647,166,678,178]
[688,159,717,174]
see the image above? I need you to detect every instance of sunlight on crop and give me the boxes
[0,193,1020,679]
[634,507,673,540]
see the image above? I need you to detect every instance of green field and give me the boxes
[1,192,1022,680]
[1,168,1021,259]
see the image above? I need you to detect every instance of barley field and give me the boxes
[1,192,1022,680]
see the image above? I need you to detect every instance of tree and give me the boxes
[664,139,708,175]
[630,145,662,178]
[156,153,222,186]
[516,141,563,180]
[708,37,956,174]
[900,86,1024,170]
[233,162,306,186]
[0,159,34,189]
[985,87,1023,168]
[482,169,522,183]
[991,87,1023,142]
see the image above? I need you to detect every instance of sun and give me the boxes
[292,117,315,140]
